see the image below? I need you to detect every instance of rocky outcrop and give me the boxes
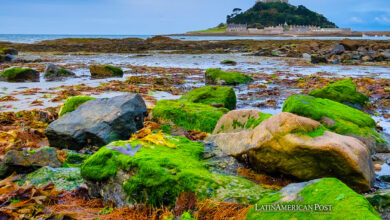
[180,86,237,110]
[247,178,380,219]
[340,38,361,50]
[207,112,375,192]
[0,147,62,177]
[283,95,387,153]
[213,109,271,134]
[0,67,39,82]
[44,63,75,81]
[89,64,123,78]
[46,94,147,150]
[205,68,253,85]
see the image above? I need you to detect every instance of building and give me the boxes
[226,24,248,33]
[257,0,289,3]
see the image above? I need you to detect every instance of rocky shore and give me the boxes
[0,37,389,219]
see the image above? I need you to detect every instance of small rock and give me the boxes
[375,164,382,171]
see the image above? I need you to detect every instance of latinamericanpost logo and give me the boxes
[255,203,332,214]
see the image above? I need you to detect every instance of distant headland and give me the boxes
[184,0,388,37]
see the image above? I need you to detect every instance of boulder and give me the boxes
[81,133,272,207]
[58,96,96,117]
[302,53,311,61]
[179,86,237,110]
[152,100,228,133]
[310,55,327,64]
[1,48,18,55]
[205,68,253,85]
[283,95,387,153]
[308,79,369,109]
[20,166,85,191]
[246,178,380,219]
[366,188,390,219]
[340,38,360,50]
[44,63,75,80]
[332,44,345,55]
[46,94,147,150]
[0,147,62,177]
[207,112,375,192]
[220,60,237,66]
[0,67,39,82]
[213,109,272,134]
[89,64,123,78]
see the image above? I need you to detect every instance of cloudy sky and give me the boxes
[0,0,389,34]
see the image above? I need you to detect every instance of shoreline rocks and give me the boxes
[205,68,253,85]
[0,67,39,82]
[44,63,75,81]
[89,64,124,78]
[180,86,237,110]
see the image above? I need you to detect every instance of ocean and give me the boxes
[0,34,389,43]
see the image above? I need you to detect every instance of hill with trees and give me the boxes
[227,2,337,29]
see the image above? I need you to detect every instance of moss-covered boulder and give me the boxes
[20,166,85,191]
[59,96,96,117]
[208,112,374,192]
[0,67,39,82]
[89,64,124,78]
[81,133,273,207]
[282,95,387,153]
[246,178,380,220]
[152,100,229,133]
[213,109,272,134]
[309,79,369,109]
[365,188,390,219]
[205,68,253,85]
[180,86,237,110]
[44,63,75,81]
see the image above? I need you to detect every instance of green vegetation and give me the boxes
[180,86,237,110]
[181,211,196,220]
[205,68,253,85]
[191,24,226,33]
[227,2,336,28]
[103,65,124,76]
[81,135,272,206]
[59,96,96,117]
[62,150,90,168]
[309,79,369,107]
[1,67,36,80]
[295,125,327,138]
[245,112,273,129]
[152,100,229,133]
[246,178,380,219]
[282,95,384,144]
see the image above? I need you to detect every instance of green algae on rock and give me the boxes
[309,79,369,108]
[59,96,96,117]
[89,64,124,78]
[0,67,40,82]
[205,68,253,85]
[282,95,386,152]
[81,135,272,207]
[213,109,272,134]
[180,86,237,110]
[62,150,90,168]
[246,178,380,220]
[20,166,85,191]
[152,100,229,133]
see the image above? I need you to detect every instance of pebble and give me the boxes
[374,164,382,171]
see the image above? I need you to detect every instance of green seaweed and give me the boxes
[1,67,35,80]
[205,68,253,85]
[246,178,380,220]
[309,79,368,107]
[245,113,273,129]
[59,96,96,117]
[152,100,229,133]
[180,86,237,110]
[103,65,124,76]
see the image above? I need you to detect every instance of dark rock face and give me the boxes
[0,147,62,178]
[46,94,147,150]
[310,55,328,64]
[332,44,345,55]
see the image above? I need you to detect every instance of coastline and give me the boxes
[173,31,390,37]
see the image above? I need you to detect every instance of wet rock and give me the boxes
[283,95,387,153]
[205,68,253,85]
[220,60,237,66]
[208,112,375,192]
[0,67,40,82]
[46,94,147,150]
[366,188,390,219]
[89,64,124,78]
[374,164,382,171]
[179,86,237,110]
[310,55,327,64]
[248,178,380,219]
[20,166,85,191]
[302,53,311,61]
[308,79,369,109]
[58,96,96,117]
[213,109,271,134]
[4,54,15,62]
[2,48,18,55]
[332,44,345,55]
[340,38,360,50]
[0,147,62,177]
[44,63,75,81]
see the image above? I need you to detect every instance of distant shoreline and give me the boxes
[173,31,390,37]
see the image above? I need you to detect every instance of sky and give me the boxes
[0,0,389,35]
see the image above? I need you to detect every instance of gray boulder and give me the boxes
[45,94,147,150]
[332,44,345,55]
[44,63,75,81]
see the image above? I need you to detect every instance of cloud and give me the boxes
[350,17,363,23]
[374,15,390,24]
